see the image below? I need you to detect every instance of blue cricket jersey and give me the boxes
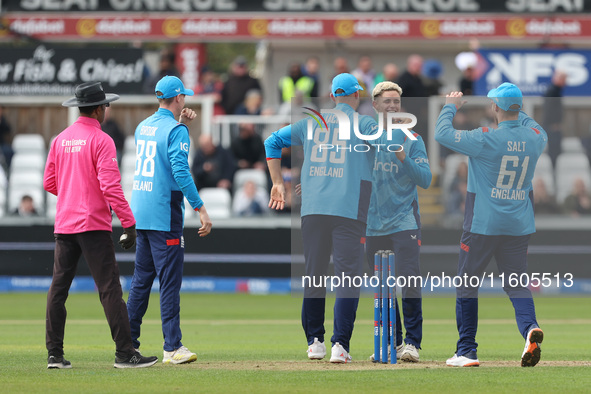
[435,104,547,236]
[265,103,405,223]
[367,133,431,236]
[131,108,203,232]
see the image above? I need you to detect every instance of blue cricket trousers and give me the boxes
[127,229,185,352]
[455,231,539,357]
[366,229,423,349]
[301,215,366,352]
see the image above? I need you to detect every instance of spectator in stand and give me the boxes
[352,55,376,116]
[332,57,350,78]
[583,124,591,167]
[231,122,266,171]
[277,90,310,117]
[192,134,235,192]
[422,59,443,96]
[11,195,39,217]
[446,162,468,215]
[0,105,14,168]
[374,63,399,85]
[397,55,426,98]
[101,106,125,163]
[143,47,180,94]
[455,52,477,96]
[221,56,261,115]
[232,180,269,217]
[543,70,567,167]
[352,56,376,94]
[302,56,321,97]
[532,178,560,215]
[235,89,263,116]
[563,178,591,216]
[460,66,475,96]
[397,55,428,148]
[195,66,225,116]
[279,63,317,104]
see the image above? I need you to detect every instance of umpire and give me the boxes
[44,81,158,369]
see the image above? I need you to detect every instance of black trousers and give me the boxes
[46,231,134,357]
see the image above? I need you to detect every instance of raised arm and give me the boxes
[435,92,484,158]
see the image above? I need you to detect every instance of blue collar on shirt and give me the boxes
[498,119,520,127]
[335,102,356,112]
[156,107,176,119]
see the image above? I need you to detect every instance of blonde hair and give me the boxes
[372,81,402,100]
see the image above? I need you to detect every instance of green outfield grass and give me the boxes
[1,293,590,393]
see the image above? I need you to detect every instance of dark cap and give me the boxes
[234,55,248,66]
[62,82,119,107]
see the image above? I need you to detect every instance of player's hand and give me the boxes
[295,183,301,197]
[393,116,413,127]
[269,183,286,210]
[179,108,197,124]
[395,149,406,163]
[445,91,467,110]
[119,224,137,250]
[196,205,212,237]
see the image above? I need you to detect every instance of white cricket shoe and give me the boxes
[446,351,479,367]
[329,342,352,363]
[307,337,326,360]
[400,343,420,363]
[369,344,404,362]
[163,346,197,365]
[521,328,543,367]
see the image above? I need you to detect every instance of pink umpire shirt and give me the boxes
[43,116,135,234]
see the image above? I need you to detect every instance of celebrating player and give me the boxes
[366,82,431,363]
[126,76,212,365]
[265,73,406,363]
[435,83,547,367]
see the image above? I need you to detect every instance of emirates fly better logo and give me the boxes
[303,107,418,155]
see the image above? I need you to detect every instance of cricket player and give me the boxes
[366,82,431,363]
[435,83,547,367]
[265,73,407,363]
[126,76,212,365]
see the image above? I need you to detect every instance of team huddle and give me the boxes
[265,75,546,367]
[43,72,546,369]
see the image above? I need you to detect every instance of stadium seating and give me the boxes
[197,187,232,219]
[119,152,136,198]
[10,153,46,175]
[561,137,585,154]
[12,134,46,155]
[0,165,7,217]
[533,153,555,196]
[46,191,58,219]
[554,153,591,203]
[233,169,268,193]
[123,136,136,155]
[7,170,45,215]
[442,153,468,204]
